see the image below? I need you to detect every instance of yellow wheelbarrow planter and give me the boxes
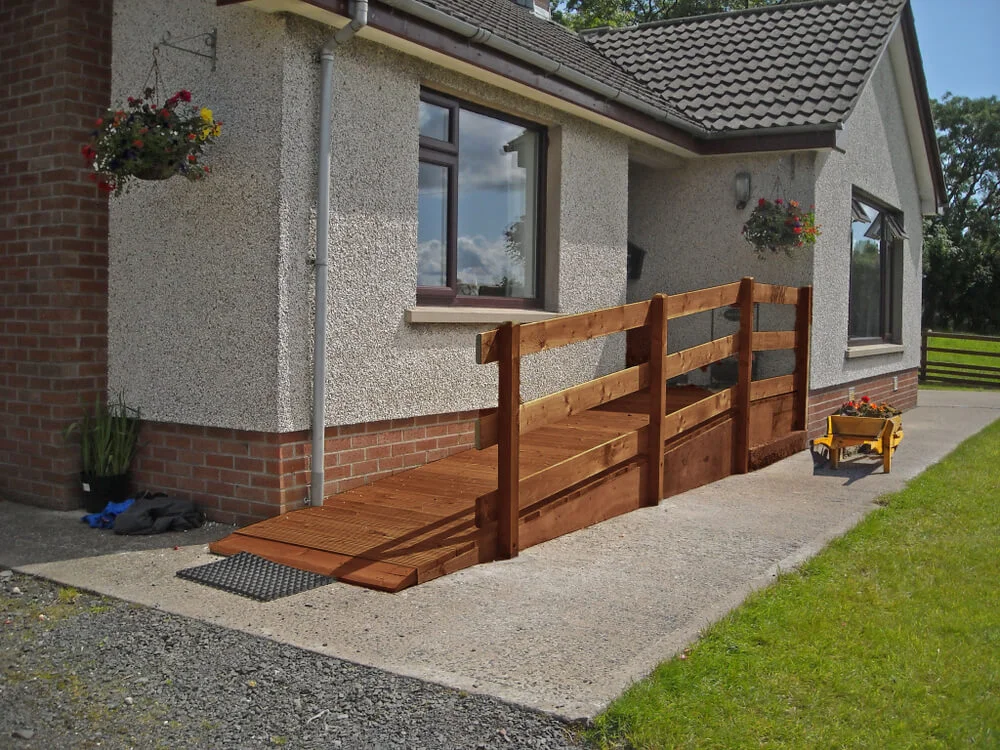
[813,415,903,473]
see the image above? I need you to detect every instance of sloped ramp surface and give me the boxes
[209,388,718,593]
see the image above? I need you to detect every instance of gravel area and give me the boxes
[0,572,586,750]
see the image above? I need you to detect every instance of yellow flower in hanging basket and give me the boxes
[82,88,223,196]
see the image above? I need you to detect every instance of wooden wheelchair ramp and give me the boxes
[211,279,812,593]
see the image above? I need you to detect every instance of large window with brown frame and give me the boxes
[848,190,906,344]
[417,90,545,308]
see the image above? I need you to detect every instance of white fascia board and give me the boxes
[887,28,940,216]
[234,0,696,160]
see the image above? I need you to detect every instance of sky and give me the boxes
[909,0,999,100]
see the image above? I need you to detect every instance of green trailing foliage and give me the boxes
[551,0,785,30]
[64,392,141,477]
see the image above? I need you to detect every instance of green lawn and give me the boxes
[923,334,1000,389]
[588,419,1000,749]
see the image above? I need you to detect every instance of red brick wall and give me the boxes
[0,0,113,509]
[131,410,481,526]
[807,368,919,439]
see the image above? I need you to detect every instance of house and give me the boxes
[0,0,944,525]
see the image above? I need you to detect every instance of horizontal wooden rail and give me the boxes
[663,334,737,380]
[750,374,796,401]
[519,428,646,508]
[475,428,646,524]
[923,346,1000,359]
[476,300,650,364]
[666,282,740,319]
[752,282,799,306]
[475,363,651,449]
[923,373,1000,388]
[752,330,797,352]
[924,330,1000,343]
[474,278,812,558]
[920,330,1000,390]
[922,360,1000,375]
[661,387,734,442]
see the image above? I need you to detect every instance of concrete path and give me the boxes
[3,389,998,721]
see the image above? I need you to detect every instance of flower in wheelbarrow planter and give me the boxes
[742,197,821,257]
[836,395,901,418]
[81,88,223,197]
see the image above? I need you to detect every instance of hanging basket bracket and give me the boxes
[155,28,218,71]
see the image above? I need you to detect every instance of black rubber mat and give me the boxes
[176,552,334,601]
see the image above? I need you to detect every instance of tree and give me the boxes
[551,0,786,30]
[923,95,1000,333]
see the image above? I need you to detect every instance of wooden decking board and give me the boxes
[335,486,475,517]
[212,384,780,593]
[208,535,417,592]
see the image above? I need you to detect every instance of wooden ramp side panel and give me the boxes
[663,415,735,499]
[519,462,647,551]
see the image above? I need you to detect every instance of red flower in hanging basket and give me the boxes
[81,88,222,196]
[742,197,821,257]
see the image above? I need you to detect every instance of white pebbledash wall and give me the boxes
[627,152,816,380]
[108,2,924,434]
[629,39,925,390]
[109,4,628,433]
[811,43,924,390]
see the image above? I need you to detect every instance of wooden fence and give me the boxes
[475,277,812,559]
[920,330,1000,388]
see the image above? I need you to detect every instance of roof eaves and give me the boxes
[698,125,840,156]
[374,0,714,135]
[899,2,946,208]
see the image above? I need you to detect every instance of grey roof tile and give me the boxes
[416,0,701,127]
[399,0,905,137]
[582,0,905,132]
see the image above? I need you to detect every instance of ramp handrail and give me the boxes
[475,277,812,559]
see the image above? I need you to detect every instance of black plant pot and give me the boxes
[80,472,131,513]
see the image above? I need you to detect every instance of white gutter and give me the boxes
[379,0,709,137]
[377,0,849,144]
[310,0,368,507]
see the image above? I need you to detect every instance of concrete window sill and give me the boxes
[405,306,560,325]
[845,343,905,359]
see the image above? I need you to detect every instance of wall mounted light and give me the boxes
[735,172,751,209]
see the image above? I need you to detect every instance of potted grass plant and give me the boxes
[65,392,141,512]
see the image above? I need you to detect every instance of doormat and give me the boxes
[176,552,334,601]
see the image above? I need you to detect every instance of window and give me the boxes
[848,192,906,344]
[417,90,545,307]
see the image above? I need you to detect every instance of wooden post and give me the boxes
[646,293,668,506]
[793,285,813,432]
[497,321,521,559]
[920,329,929,381]
[733,277,754,474]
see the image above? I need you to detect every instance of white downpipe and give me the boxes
[310,0,368,507]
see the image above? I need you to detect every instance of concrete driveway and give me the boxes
[2,389,998,721]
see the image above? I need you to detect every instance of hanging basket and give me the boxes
[133,161,180,181]
[742,198,820,257]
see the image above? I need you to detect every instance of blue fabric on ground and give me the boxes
[81,498,135,529]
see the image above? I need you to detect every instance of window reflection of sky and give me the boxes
[419,101,449,141]
[850,198,882,339]
[417,106,537,295]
